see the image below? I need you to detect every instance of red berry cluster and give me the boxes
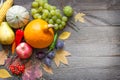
[9,63,25,75]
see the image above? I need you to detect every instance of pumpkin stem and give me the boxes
[44,24,55,32]
[48,24,55,29]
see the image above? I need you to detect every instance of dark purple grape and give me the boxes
[36,52,45,60]
[56,40,64,49]
[44,57,52,67]
[47,51,55,59]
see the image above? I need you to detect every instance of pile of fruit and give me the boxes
[0,0,73,79]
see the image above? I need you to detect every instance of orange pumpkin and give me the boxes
[24,19,54,48]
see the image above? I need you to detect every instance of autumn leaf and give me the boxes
[22,62,42,80]
[0,69,11,78]
[0,50,8,65]
[43,64,53,74]
[74,13,86,23]
[59,31,71,40]
[54,50,71,67]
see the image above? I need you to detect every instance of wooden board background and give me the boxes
[2,0,120,80]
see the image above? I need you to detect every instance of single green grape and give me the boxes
[58,14,62,19]
[48,13,52,18]
[50,10,56,16]
[63,6,73,17]
[32,1,39,8]
[54,27,59,31]
[55,10,61,18]
[44,3,49,9]
[39,0,45,7]
[33,13,40,19]
[61,21,66,27]
[31,8,38,15]
[58,24,64,30]
[43,9,49,16]
[48,19,54,24]
[54,24,59,31]
[52,16,57,21]
[46,5,51,11]
[37,7,43,13]
[56,19,61,24]
[62,16,68,22]
[41,9,45,13]
[41,14,47,19]
[39,0,48,5]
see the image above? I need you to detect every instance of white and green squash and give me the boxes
[6,5,30,29]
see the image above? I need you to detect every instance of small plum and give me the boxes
[47,51,55,59]
[56,40,64,49]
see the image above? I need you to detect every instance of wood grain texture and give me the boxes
[4,0,120,80]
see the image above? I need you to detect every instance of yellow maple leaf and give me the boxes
[74,13,86,23]
[59,31,71,40]
[54,50,71,67]
[43,64,53,74]
[0,50,8,65]
[0,69,11,78]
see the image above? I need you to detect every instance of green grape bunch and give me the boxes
[31,0,73,31]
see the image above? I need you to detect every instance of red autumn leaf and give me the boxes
[22,62,42,80]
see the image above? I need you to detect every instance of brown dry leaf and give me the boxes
[43,64,53,74]
[0,50,8,65]
[0,69,11,78]
[74,13,86,23]
[54,49,71,67]
[59,31,71,40]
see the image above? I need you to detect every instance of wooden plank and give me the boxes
[43,56,120,80]
[49,0,120,10]
[43,68,120,80]
[64,26,120,57]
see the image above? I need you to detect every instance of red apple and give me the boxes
[16,42,33,59]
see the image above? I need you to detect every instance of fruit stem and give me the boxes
[21,26,24,30]
[48,24,55,29]
[44,24,55,32]
[16,16,19,19]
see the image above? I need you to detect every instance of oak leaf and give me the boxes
[43,64,53,74]
[0,69,11,78]
[59,31,71,40]
[54,50,71,67]
[74,13,86,23]
[0,50,8,65]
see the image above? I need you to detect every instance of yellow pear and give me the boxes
[0,22,15,45]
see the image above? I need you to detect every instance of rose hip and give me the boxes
[9,63,25,75]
